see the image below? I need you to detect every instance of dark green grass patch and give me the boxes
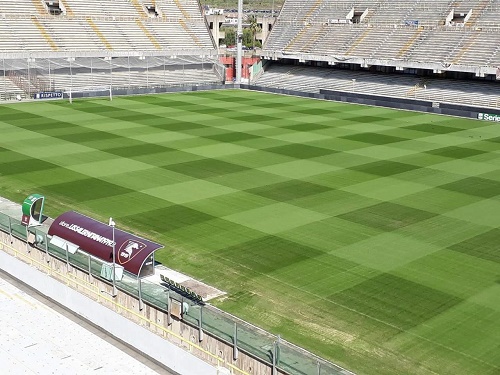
[0,108,46,123]
[12,119,77,132]
[105,143,174,158]
[0,157,59,176]
[217,235,323,274]
[40,178,133,201]
[345,115,387,123]
[330,273,463,331]
[485,136,500,144]
[405,123,462,134]
[338,202,437,231]
[341,132,407,145]
[205,132,262,143]
[425,146,486,159]
[266,144,334,159]
[284,123,331,132]
[449,228,500,264]
[180,106,225,115]
[122,95,194,107]
[439,177,500,198]
[152,120,207,132]
[248,180,331,201]
[235,114,280,123]
[57,130,120,143]
[291,108,339,115]
[164,159,249,179]
[120,204,216,233]
[350,160,420,177]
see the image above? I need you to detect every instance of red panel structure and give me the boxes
[48,211,163,277]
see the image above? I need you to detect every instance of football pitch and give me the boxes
[0,90,499,375]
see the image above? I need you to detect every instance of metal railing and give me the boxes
[0,209,354,375]
[0,55,225,100]
[0,220,248,375]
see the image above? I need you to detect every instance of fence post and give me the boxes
[199,305,204,342]
[8,216,12,244]
[272,340,276,375]
[273,335,281,374]
[166,287,172,326]
[65,242,70,270]
[25,225,30,253]
[181,296,184,320]
[233,322,238,360]
[45,233,50,263]
[138,277,144,311]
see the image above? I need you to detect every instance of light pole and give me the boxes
[67,57,75,103]
[108,217,117,297]
[235,0,243,83]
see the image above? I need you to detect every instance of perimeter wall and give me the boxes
[70,83,500,120]
[239,85,500,119]
[0,231,276,375]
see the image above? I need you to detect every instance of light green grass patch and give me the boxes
[392,248,499,299]
[469,284,500,312]
[333,233,442,272]
[342,177,430,201]
[348,144,419,160]
[431,158,499,176]
[223,202,328,234]
[258,159,339,179]
[445,199,500,228]
[99,167,194,190]
[142,179,236,204]
[131,130,196,143]
[185,143,255,158]
[68,158,153,178]
[268,131,331,143]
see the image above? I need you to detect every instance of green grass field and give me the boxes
[1,90,499,375]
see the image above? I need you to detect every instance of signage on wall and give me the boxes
[33,91,63,100]
[477,113,500,122]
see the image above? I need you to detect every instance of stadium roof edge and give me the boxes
[0,49,218,60]
[259,52,497,75]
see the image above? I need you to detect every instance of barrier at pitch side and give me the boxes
[0,194,354,375]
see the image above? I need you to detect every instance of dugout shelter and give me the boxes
[48,211,162,278]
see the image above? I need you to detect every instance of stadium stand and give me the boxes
[0,0,221,99]
[255,64,500,108]
[0,55,218,99]
[260,0,500,108]
[263,0,500,61]
[0,0,214,51]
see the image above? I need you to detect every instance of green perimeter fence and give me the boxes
[0,211,353,375]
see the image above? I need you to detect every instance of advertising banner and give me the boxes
[33,91,63,100]
[478,113,500,122]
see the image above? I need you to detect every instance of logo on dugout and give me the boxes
[118,239,147,264]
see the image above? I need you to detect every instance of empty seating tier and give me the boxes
[264,0,500,70]
[0,0,216,53]
[255,64,500,109]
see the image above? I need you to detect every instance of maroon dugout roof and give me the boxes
[48,211,163,277]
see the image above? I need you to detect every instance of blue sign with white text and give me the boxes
[34,91,63,99]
